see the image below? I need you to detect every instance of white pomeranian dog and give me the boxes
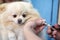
[0,1,42,40]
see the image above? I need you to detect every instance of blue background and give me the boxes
[31,0,58,40]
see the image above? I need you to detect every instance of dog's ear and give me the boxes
[0,4,6,13]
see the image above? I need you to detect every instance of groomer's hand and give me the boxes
[47,24,60,40]
[24,18,46,34]
[23,18,46,40]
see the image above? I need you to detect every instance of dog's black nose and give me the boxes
[18,19,22,24]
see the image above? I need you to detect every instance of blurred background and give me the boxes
[58,0,60,24]
[0,0,59,40]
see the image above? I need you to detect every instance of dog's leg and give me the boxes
[18,30,25,40]
[8,30,17,40]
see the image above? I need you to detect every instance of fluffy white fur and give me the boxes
[0,1,40,40]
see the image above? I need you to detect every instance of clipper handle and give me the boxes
[44,23,60,31]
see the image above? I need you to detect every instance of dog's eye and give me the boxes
[22,14,26,18]
[13,14,17,18]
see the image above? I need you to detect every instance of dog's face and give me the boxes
[0,2,40,25]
